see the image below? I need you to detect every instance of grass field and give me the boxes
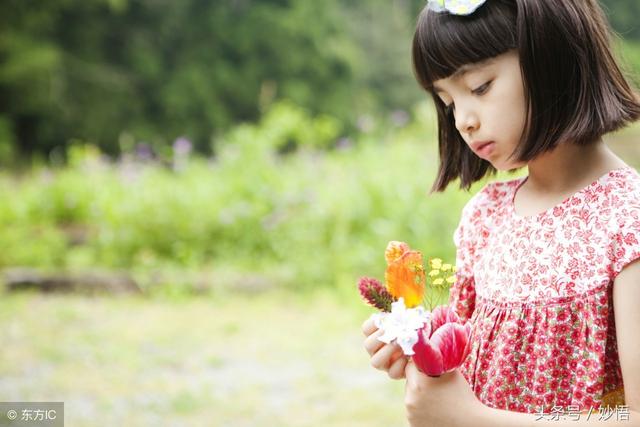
[0,289,408,427]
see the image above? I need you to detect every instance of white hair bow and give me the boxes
[427,0,488,15]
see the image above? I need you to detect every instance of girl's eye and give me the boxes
[442,81,491,113]
[473,81,492,95]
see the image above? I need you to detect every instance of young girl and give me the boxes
[363,0,640,425]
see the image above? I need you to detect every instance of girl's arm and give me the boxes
[612,259,640,415]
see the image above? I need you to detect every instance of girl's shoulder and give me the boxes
[602,166,640,212]
[459,176,523,224]
[466,166,640,212]
[607,165,640,193]
[464,175,523,210]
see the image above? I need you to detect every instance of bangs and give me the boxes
[412,0,518,90]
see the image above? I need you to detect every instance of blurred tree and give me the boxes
[341,0,423,115]
[600,0,640,40]
[0,0,637,159]
[0,0,360,156]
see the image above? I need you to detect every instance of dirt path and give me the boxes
[0,291,406,427]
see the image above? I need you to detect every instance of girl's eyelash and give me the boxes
[473,80,492,95]
[443,80,492,113]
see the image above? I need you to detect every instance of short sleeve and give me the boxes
[448,193,481,322]
[610,202,640,279]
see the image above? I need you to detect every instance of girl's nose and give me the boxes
[455,108,480,135]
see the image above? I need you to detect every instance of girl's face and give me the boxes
[432,49,528,171]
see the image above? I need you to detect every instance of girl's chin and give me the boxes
[492,160,526,172]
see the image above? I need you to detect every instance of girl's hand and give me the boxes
[362,314,408,379]
[404,361,480,427]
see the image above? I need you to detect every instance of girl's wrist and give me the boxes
[459,393,507,427]
[464,396,487,427]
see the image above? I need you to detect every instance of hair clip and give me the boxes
[427,0,488,16]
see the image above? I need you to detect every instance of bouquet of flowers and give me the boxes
[358,241,472,377]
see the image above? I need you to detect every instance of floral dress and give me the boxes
[449,166,640,414]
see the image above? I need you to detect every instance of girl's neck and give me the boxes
[523,139,628,194]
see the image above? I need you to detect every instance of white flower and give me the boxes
[372,298,430,356]
[427,0,488,16]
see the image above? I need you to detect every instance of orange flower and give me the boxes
[385,250,425,308]
[385,241,410,265]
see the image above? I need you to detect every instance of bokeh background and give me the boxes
[0,1,639,426]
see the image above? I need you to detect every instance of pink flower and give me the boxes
[411,305,472,377]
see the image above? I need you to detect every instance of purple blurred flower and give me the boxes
[390,110,409,127]
[356,115,374,133]
[336,137,353,151]
[135,143,154,162]
[173,137,193,156]
[172,137,192,172]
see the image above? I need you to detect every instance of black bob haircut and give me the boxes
[413,0,640,193]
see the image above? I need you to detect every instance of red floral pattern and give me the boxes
[449,166,640,414]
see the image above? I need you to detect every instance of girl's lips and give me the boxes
[475,142,495,159]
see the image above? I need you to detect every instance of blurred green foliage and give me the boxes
[0,100,486,293]
[601,0,640,40]
[1,0,636,161]
[0,0,424,158]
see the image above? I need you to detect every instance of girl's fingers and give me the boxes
[404,358,426,390]
[364,329,385,356]
[362,314,406,377]
[389,348,404,364]
[370,342,401,371]
[361,314,378,336]
[388,355,408,380]
[363,317,407,379]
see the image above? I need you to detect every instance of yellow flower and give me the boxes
[428,269,440,277]
[385,250,425,308]
[385,241,410,265]
[430,258,442,269]
[441,263,452,271]
[433,278,444,286]
[446,276,456,284]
